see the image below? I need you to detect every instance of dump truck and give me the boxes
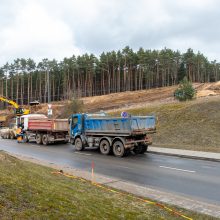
[21,114,69,145]
[69,113,156,157]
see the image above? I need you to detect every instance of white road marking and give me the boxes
[74,152,92,156]
[201,165,212,169]
[159,165,196,173]
[117,165,132,169]
[30,145,38,147]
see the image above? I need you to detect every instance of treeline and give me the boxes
[0,46,220,105]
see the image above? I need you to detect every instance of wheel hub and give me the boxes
[117,146,121,152]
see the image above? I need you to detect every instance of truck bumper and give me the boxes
[125,137,152,149]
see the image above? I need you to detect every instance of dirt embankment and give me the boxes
[1,81,220,119]
[195,81,220,97]
[82,81,220,113]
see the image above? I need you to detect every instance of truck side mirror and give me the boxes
[68,118,71,124]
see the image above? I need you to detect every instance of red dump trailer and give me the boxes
[24,118,69,145]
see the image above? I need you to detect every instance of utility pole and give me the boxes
[47,66,52,118]
[47,68,50,103]
[5,72,7,98]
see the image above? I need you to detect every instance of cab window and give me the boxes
[72,116,78,127]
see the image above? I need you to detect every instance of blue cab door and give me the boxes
[71,114,82,137]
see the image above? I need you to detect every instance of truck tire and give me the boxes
[42,134,49,145]
[133,145,143,154]
[36,134,42,144]
[113,141,125,157]
[140,145,148,154]
[133,144,148,154]
[100,140,111,155]
[75,137,84,151]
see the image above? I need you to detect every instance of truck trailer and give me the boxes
[21,114,69,145]
[69,113,156,157]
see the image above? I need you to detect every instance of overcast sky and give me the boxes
[0,0,220,65]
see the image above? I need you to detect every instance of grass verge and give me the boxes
[0,151,216,219]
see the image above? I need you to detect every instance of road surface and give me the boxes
[0,139,220,206]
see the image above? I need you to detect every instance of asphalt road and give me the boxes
[1,139,220,206]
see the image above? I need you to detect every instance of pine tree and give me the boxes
[174,77,196,101]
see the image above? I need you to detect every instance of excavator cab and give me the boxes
[15,108,30,116]
[15,108,24,116]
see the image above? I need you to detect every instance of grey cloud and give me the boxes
[0,0,220,64]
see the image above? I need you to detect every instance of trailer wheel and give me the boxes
[133,144,148,154]
[36,134,42,144]
[133,144,143,154]
[42,134,49,145]
[140,144,148,154]
[75,137,84,151]
[113,141,125,157]
[100,140,111,155]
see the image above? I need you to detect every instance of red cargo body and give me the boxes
[25,119,69,145]
[28,119,69,132]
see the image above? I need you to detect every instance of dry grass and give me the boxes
[0,151,215,219]
[110,96,220,152]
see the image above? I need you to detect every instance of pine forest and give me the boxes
[0,46,220,105]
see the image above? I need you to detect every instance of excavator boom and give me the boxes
[0,96,30,116]
[0,96,19,108]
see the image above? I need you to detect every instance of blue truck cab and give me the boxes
[69,113,156,157]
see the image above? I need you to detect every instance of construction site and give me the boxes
[1,81,220,151]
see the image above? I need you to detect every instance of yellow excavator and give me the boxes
[0,96,30,116]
